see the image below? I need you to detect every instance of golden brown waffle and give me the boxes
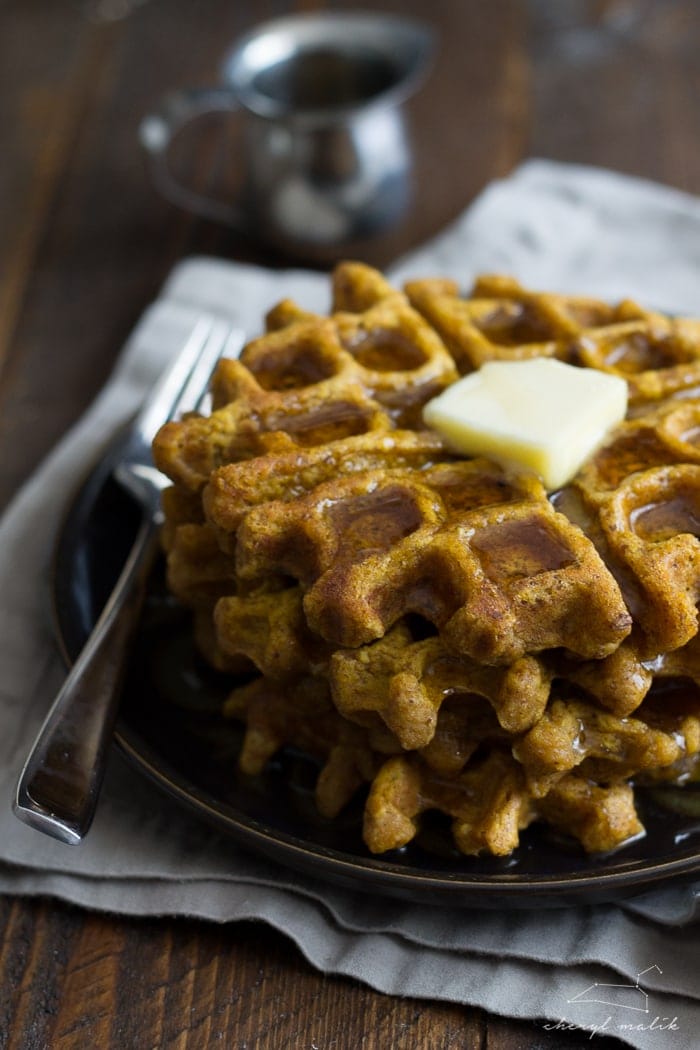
[513,692,700,798]
[190,606,253,675]
[154,359,396,493]
[203,428,446,542]
[160,485,205,550]
[406,273,700,406]
[405,274,623,373]
[364,750,535,856]
[596,464,700,653]
[214,585,333,680]
[222,671,652,856]
[233,458,631,661]
[417,693,508,775]
[243,296,453,428]
[363,750,644,855]
[535,777,645,855]
[653,633,700,683]
[556,400,700,659]
[153,263,458,495]
[553,634,700,719]
[223,675,396,819]
[165,522,237,605]
[329,623,552,748]
[152,262,700,861]
[573,399,700,497]
[553,639,654,717]
[567,308,700,404]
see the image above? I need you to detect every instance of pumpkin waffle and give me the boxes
[405,274,625,373]
[222,675,395,819]
[222,676,646,855]
[329,622,552,748]
[190,605,252,675]
[203,428,446,543]
[364,750,535,856]
[151,262,700,862]
[405,274,700,406]
[538,632,700,720]
[572,398,700,497]
[160,485,204,550]
[214,585,333,680]
[535,777,645,855]
[513,691,700,798]
[556,400,700,659]
[154,360,397,493]
[553,639,655,717]
[363,750,644,856]
[153,265,457,495]
[265,260,399,327]
[417,693,509,775]
[233,457,631,661]
[165,522,237,605]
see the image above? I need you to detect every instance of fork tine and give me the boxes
[174,319,237,419]
[134,316,217,445]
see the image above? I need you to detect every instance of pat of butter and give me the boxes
[423,358,628,490]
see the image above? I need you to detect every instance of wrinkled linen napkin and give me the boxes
[2,160,700,1049]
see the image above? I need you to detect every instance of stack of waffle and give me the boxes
[152,263,700,859]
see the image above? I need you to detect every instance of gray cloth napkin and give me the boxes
[2,160,700,1049]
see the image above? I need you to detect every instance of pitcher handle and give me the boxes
[139,87,246,228]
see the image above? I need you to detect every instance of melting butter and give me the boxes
[423,358,628,490]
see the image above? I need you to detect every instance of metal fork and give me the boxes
[13,317,240,845]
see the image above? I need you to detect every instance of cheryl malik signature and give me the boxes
[541,965,681,1039]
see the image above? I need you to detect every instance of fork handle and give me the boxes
[13,515,159,844]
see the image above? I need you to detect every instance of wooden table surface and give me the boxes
[2,1,699,1046]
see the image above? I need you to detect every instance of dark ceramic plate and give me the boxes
[51,438,700,908]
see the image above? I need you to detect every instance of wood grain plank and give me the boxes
[0,900,77,1050]
[0,901,631,1050]
[0,8,96,377]
[113,923,175,1050]
[0,22,183,505]
[527,0,700,193]
[50,916,126,1049]
[373,0,528,262]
